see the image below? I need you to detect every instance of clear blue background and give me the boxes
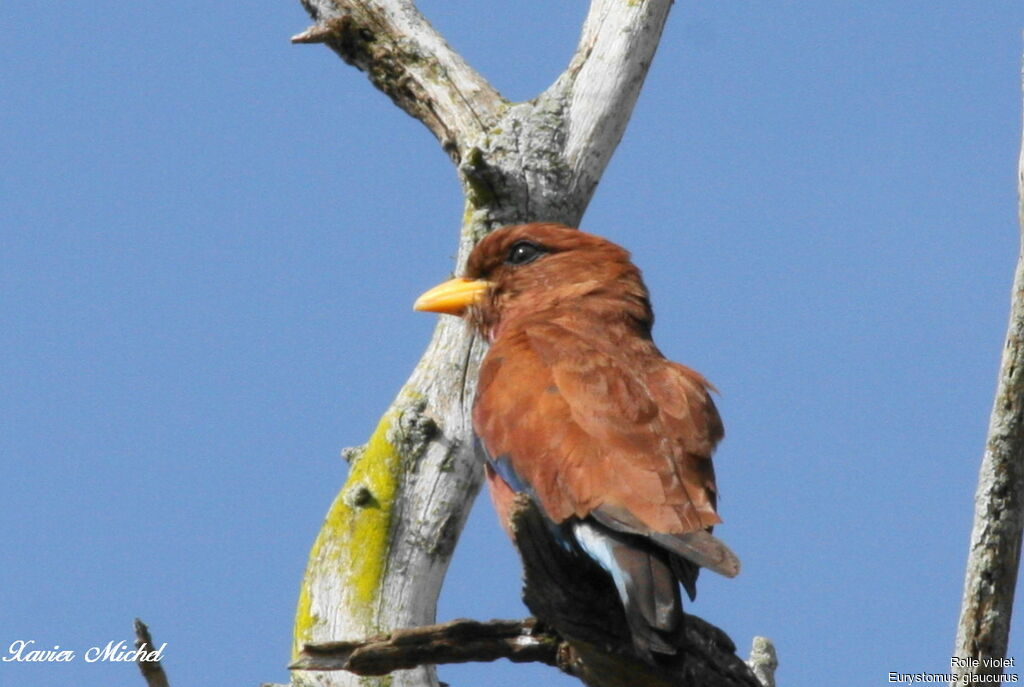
[3,2,1023,686]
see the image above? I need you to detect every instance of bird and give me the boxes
[413,222,739,661]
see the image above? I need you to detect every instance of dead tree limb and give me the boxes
[290,3,504,160]
[292,614,759,687]
[291,618,559,674]
[952,61,1024,682]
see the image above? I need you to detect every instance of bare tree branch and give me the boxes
[291,618,559,674]
[133,619,169,687]
[554,0,673,203]
[453,0,676,232]
[294,0,505,160]
[952,61,1024,682]
[292,615,773,687]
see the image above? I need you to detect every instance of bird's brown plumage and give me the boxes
[466,223,724,535]
[415,222,738,660]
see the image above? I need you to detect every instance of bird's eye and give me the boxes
[505,240,545,266]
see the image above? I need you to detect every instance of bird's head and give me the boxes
[415,223,653,341]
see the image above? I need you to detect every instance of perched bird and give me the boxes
[414,222,739,660]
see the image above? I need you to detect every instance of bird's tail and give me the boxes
[573,521,683,659]
[573,519,741,661]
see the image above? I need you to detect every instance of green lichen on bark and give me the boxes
[293,406,406,657]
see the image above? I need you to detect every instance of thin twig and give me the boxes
[133,619,170,687]
[746,636,778,687]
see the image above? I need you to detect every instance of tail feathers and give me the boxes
[573,522,682,658]
[616,537,681,635]
[670,555,699,602]
[572,519,740,660]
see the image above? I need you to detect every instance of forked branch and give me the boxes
[294,0,674,219]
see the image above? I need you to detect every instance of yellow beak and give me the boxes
[413,277,492,316]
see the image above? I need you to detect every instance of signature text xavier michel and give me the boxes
[3,639,166,663]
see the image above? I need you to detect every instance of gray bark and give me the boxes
[952,63,1024,683]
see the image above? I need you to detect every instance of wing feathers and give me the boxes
[650,530,741,579]
[473,316,740,656]
[592,507,740,579]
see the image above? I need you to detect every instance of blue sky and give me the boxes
[3,2,1023,686]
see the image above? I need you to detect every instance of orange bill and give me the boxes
[413,277,491,316]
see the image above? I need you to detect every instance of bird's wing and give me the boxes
[474,319,739,657]
[473,319,724,536]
